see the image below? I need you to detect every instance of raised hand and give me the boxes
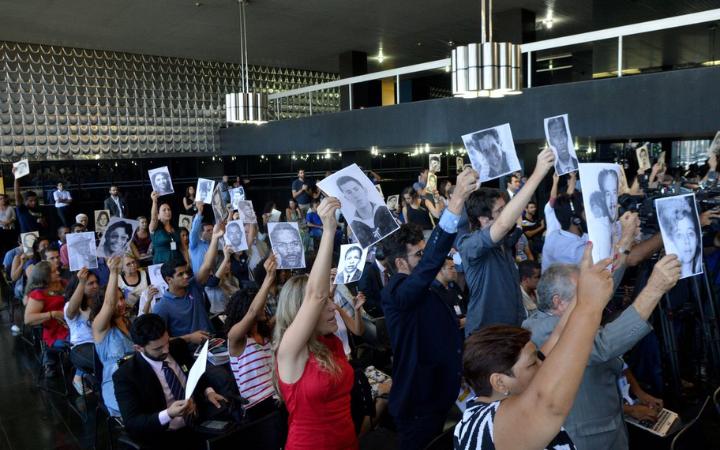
[453,167,480,201]
[533,147,556,177]
[151,191,159,202]
[264,254,277,280]
[646,254,681,295]
[577,242,614,310]
[354,292,366,311]
[77,267,89,281]
[212,221,226,239]
[317,197,340,230]
[618,211,640,245]
[107,256,122,273]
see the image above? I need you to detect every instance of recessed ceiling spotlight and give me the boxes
[376,48,385,63]
[542,10,554,29]
[195,2,202,6]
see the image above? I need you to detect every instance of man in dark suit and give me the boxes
[113,314,228,449]
[104,185,128,218]
[380,168,477,450]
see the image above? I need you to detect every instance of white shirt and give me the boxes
[53,189,72,208]
[507,188,516,199]
[111,195,123,218]
[139,353,187,430]
[541,229,589,273]
[544,201,561,235]
[376,259,387,287]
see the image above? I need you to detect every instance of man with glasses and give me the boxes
[458,148,555,336]
[380,167,478,450]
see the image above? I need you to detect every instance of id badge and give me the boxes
[453,305,462,316]
[170,240,177,251]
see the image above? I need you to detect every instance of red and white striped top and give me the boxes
[229,338,274,409]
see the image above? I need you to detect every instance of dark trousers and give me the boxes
[393,412,447,450]
[56,207,72,227]
[69,342,95,375]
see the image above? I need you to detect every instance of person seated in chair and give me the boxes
[113,314,228,449]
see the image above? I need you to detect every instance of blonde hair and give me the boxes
[272,274,340,400]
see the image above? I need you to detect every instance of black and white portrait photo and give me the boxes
[636,145,651,171]
[225,220,249,252]
[230,187,245,210]
[456,157,464,174]
[236,200,257,223]
[709,131,720,156]
[334,244,368,285]
[462,123,521,182]
[267,222,306,269]
[147,263,169,292]
[12,159,29,179]
[544,114,579,176]
[656,194,703,279]
[386,195,399,211]
[579,163,621,263]
[212,184,230,224]
[94,209,110,236]
[67,232,98,271]
[148,166,174,196]
[178,214,193,231]
[96,217,139,258]
[317,163,400,249]
[21,231,39,254]
[426,173,438,193]
[429,154,441,173]
[195,178,215,204]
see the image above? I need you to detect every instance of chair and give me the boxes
[713,385,720,416]
[670,396,712,450]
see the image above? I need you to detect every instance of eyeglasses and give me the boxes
[406,249,424,258]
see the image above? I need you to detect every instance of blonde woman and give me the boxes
[273,197,357,450]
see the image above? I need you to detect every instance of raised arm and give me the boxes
[489,149,555,243]
[424,194,444,219]
[65,268,89,320]
[12,167,22,206]
[148,191,160,233]
[188,203,204,251]
[11,253,27,282]
[92,256,122,341]
[196,221,224,285]
[227,256,277,356]
[495,243,614,449]
[632,255,680,320]
[277,197,339,383]
[566,171,577,195]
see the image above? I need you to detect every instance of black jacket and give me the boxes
[112,339,208,442]
[104,195,128,218]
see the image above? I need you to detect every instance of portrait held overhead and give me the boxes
[195,178,215,204]
[656,194,704,279]
[267,221,305,269]
[334,243,368,285]
[579,163,621,263]
[147,166,174,196]
[544,114,579,175]
[462,123,521,182]
[3,3,720,450]
[224,220,249,252]
[317,163,399,248]
[96,216,139,258]
[66,231,98,271]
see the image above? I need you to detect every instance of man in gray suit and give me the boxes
[523,256,680,449]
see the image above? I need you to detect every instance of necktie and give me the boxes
[162,361,185,401]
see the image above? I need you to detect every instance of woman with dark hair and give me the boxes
[178,227,191,269]
[149,191,182,264]
[23,260,69,377]
[64,268,99,394]
[91,256,134,417]
[226,256,278,422]
[96,211,110,229]
[454,243,614,450]
[273,197,357,449]
[183,185,197,215]
[130,216,152,261]
[102,220,133,257]
[118,254,149,310]
[401,187,433,232]
[659,197,702,277]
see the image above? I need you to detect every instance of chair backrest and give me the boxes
[423,427,454,450]
[670,396,712,450]
[713,386,720,417]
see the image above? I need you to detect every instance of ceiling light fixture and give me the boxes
[542,10,555,29]
[451,0,522,98]
[377,48,385,64]
[226,0,268,124]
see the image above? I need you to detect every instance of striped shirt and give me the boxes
[454,399,576,450]
[229,338,274,409]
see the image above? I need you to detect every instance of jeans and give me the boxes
[69,342,95,377]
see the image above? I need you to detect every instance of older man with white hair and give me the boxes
[522,257,681,450]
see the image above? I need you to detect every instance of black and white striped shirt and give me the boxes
[454,399,576,450]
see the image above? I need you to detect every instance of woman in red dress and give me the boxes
[273,197,357,450]
[23,260,69,377]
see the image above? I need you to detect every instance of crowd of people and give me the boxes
[1,146,719,450]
